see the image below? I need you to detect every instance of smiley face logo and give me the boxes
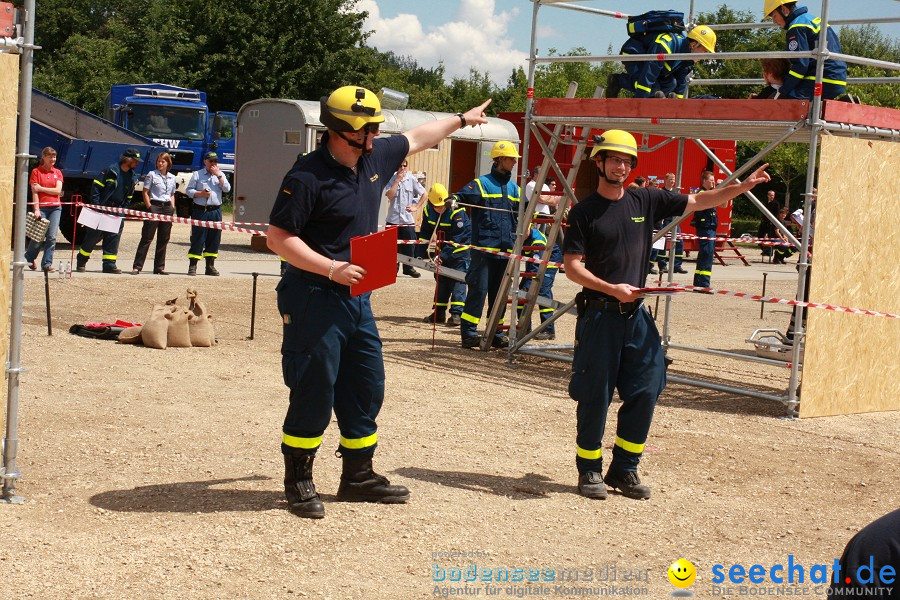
[668,559,697,588]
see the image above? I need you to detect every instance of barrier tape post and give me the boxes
[43,269,52,336]
[760,272,768,319]
[249,272,258,341]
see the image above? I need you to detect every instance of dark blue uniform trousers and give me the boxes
[188,206,222,259]
[79,219,125,269]
[277,271,384,458]
[692,227,716,288]
[517,269,559,334]
[433,256,468,317]
[460,253,508,340]
[570,304,665,474]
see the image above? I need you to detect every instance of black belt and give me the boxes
[193,203,221,209]
[286,265,348,291]
[576,292,643,316]
[150,200,170,206]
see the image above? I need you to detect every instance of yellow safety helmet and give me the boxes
[687,26,717,53]
[428,183,449,206]
[590,130,638,165]
[490,140,521,159]
[319,86,385,132]
[763,0,793,17]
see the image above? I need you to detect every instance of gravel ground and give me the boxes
[2,222,897,599]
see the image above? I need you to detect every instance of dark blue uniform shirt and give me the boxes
[564,188,687,290]
[269,134,409,262]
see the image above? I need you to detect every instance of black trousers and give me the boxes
[133,203,174,272]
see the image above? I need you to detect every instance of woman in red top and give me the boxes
[25,147,64,271]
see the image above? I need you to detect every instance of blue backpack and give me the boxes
[627,10,686,38]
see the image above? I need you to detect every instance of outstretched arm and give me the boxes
[404,99,492,155]
[684,164,771,215]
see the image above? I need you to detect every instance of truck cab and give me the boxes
[104,84,236,174]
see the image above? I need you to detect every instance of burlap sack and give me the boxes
[141,301,178,349]
[166,307,192,348]
[187,289,215,347]
[118,326,143,344]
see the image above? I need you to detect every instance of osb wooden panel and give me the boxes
[0,53,18,356]
[801,136,900,417]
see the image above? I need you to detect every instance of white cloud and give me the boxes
[358,0,529,86]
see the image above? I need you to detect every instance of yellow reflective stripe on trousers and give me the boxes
[92,179,104,187]
[102,254,117,261]
[461,313,480,325]
[79,248,91,257]
[615,436,645,454]
[188,253,203,260]
[695,270,712,276]
[283,433,323,450]
[576,445,602,460]
[435,302,449,307]
[635,83,652,93]
[340,433,377,450]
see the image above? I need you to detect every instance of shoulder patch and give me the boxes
[456,221,463,229]
[788,39,799,51]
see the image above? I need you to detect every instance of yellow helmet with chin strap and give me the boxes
[763,0,794,17]
[490,140,521,159]
[590,130,639,166]
[320,86,385,132]
[687,26,717,53]
[427,183,449,206]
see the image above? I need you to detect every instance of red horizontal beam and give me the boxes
[533,98,811,123]
[823,100,900,130]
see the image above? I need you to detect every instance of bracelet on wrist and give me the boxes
[456,112,466,128]
[328,259,336,281]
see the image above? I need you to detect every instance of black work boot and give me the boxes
[283,453,325,518]
[76,255,88,273]
[578,471,608,500]
[604,467,651,500]
[188,258,198,276]
[422,311,446,323]
[336,456,410,503]
[205,257,219,276]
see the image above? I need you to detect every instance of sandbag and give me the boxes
[141,301,178,349]
[166,307,192,348]
[118,326,143,344]
[186,288,215,347]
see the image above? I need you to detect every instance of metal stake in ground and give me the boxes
[249,272,258,340]
[760,272,768,319]
[43,269,52,336]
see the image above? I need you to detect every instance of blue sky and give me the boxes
[358,0,900,85]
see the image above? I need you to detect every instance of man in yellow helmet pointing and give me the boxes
[563,130,770,501]
[267,86,490,518]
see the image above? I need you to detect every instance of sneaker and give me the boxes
[103,266,122,274]
[446,315,461,326]
[491,335,510,349]
[461,336,481,349]
[604,468,651,500]
[605,73,621,98]
[577,472,608,500]
[533,331,556,341]
[652,90,666,99]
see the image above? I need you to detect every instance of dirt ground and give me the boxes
[2,222,898,599]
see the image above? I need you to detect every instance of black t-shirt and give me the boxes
[830,509,900,597]
[563,188,688,290]
[268,134,409,261]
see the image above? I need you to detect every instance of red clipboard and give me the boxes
[349,227,399,297]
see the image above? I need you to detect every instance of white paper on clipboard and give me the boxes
[652,237,666,250]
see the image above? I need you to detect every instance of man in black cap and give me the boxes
[186,151,230,275]
[77,148,142,274]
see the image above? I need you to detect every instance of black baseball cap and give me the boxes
[122,148,142,160]
[203,152,219,161]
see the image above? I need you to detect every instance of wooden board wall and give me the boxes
[0,53,18,366]
[800,136,900,417]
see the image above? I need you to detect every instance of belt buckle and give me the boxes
[618,302,631,315]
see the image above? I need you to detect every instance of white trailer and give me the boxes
[232,99,520,229]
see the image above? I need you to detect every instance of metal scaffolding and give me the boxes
[484,0,900,417]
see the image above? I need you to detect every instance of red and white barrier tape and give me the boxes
[78,203,266,235]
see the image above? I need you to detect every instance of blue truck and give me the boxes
[29,84,236,242]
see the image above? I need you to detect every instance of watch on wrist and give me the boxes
[456,112,467,128]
